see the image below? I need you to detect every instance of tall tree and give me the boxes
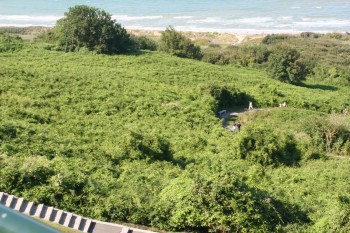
[267,45,308,85]
[55,5,132,54]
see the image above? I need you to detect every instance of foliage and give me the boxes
[312,195,350,233]
[202,45,270,67]
[263,33,350,86]
[206,85,248,110]
[153,172,277,232]
[261,34,294,44]
[0,32,23,52]
[55,5,132,54]
[34,31,59,44]
[130,35,158,51]
[111,131,172,163]
[104,160,180,224]
[302,114,350,155]
[300,32,320,39]
[267,44,308,84]
[234,124,300,166]
[152,160,308,232]
[202,33,350,87]
[159,26,202,59]
[0,43,349,232]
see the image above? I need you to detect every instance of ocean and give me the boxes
[0,0,350,34]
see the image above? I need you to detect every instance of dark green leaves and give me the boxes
[55,5,132,54]
[267,45,308,85]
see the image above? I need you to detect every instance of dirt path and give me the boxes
[220,108,263,131]
[326,154,350,160]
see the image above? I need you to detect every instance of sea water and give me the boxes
[0,0,349,33]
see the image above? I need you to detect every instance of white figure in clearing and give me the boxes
[232,122,237,132]
[279,102,287,107]
[248,101,253,110]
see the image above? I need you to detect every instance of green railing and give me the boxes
[0,204,61,233]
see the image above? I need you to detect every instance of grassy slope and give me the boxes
[1,48,348,161]
[1,46,350,232]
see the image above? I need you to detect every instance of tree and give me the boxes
[159,26,202,60]
[267,45,308,84]
[55,5,132,54]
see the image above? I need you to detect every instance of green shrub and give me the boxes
[234,124,300,166]
[312,195,350,233]
[159,26,202,60]
[130,35,158,51]
[34,31,58,44]
[104,160,180,224]
[300,32,320,39]
[262,34,293,44]
[152,168,307,232]
[202,45,270,67]
[0,32,23,52]
[112,131,172,163]
[304,115,350,155]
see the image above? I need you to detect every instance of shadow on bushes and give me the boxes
[205,85,251,111]
[301,83,338,91]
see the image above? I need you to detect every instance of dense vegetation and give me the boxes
[0,31,23,52]
[1,25,350,232]
[202,33,350,87]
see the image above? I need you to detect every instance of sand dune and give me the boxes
[128,29,265,45]
[1,26,265,45]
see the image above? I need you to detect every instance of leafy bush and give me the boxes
[234,124,300,166]
[104,160,180,224]
[0,32,23,52]
[112,131,172,163]
[152,168,306,232]
[130,35,158,51]
[262,34,293,44]
[312,195,350,233]
[159,26,202,59]
[34,31,59,44]
[302,114,350,155]
[300,32,320,39]
[55,5,132,54]
[202,45,270,67]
